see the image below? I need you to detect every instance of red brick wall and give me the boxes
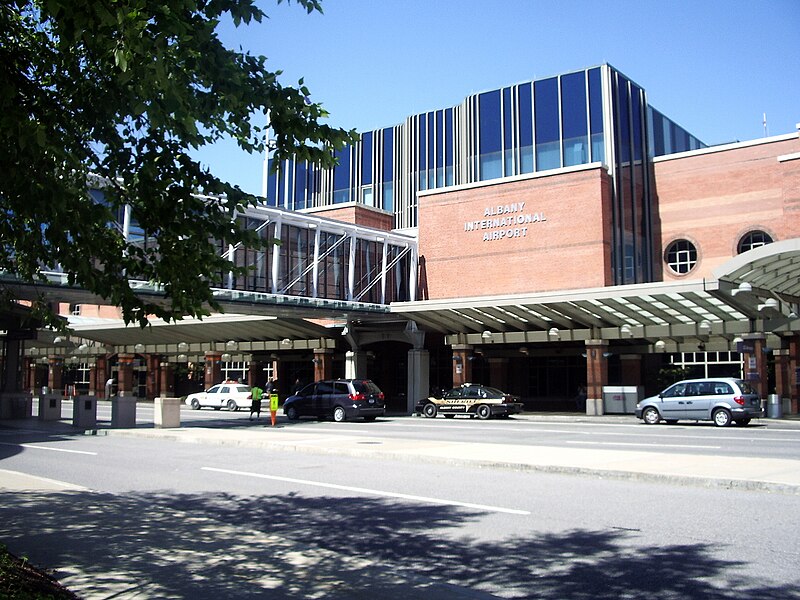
[418,166,613,299]
[307,204,394,231]
[654,136,800,281]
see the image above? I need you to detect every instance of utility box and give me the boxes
[602,386,642,414]
[154,397,181,428]
[72,395,97,430]
[38,394,62,421]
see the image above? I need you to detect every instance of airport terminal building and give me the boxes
[7,64,800,417]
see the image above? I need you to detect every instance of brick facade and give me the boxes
[654,136,800,281]
[418,165,613,299]
[305,203,394,231]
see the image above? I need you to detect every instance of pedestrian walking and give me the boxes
[249,383,264,420]
[105,377,114,400]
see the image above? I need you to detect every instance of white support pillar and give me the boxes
[380,239,388,304]
[406,349,429,415]
[345,351,368,379]
[312,227,321,298]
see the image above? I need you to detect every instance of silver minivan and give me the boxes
[635,377,763,427]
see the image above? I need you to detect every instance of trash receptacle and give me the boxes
[767,394,782,419]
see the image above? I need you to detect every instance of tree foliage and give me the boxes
[0,0,357,328]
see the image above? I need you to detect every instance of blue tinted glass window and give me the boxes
[534,77,560,170]
[266,169,277,206]
[616,75,631,164]
[444,108,454,185]
[561,71,588,167]
[479,90,502,180]
[518,83,533,173]
[361,132,372,185]
[436,110,444,187]
[294,162,306,209]
[503,87,514,176]
[382,128,393,180]
[588,68,604,163]
[418,116,427,190]
[428,112,435,188]
[630,85,643,162]
[333,148,350,204]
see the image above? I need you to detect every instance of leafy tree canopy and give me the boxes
[0,0,357,329]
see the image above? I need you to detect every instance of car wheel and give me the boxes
[286,406,299,421]
[333,406,346,422]
[642,407,661,425]
[190,398,200,410]
[476,404,491,420]
[227,399,237,412]
[713,408,732,427]
[423,403,437,418]
[734,417,751,427]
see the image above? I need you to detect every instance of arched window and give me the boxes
[737,230,773,254]
[665,239,697,275]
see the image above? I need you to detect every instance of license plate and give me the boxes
[369,398,374,404]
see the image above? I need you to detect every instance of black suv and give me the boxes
[283,379,385,422]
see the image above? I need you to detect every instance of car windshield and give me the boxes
[736,380,756,394]
[353,380,382,395]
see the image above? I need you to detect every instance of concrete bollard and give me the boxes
[38,394,62,421]
[111,395,137,428]
[154,397,182,428]
[72,395,97,430]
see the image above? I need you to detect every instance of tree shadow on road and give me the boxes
[1,488,796,599]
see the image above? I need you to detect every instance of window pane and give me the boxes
[479,90,502,180]
[361,131,372,185]
[535,77,560,171]
[588,67,604,163]
[561,71,588,167]
[518,83,533,173]
[333,148,350,204]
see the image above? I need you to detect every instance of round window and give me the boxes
[665,239,697,275]
[737,230,773,254]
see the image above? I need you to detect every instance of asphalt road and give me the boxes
[72,399,800,461]
[2,416,800,599]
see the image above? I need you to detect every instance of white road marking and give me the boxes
[0,442,97,455]
[202,467,531,515]
[566,441,720,449]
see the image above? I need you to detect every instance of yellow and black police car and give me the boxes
[415,383,523,420]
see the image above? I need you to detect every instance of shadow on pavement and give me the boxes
[0,487,796,599]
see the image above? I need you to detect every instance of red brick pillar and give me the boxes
[788,336,800,414]
[452,345,473,386]
[313,349,333,381]
[774,348,791,413]
[146,354,160,399]
[248,359,262,387]
[585,340,608,415]
[159,362,175,397]
[204,352,222,388]
[117,353,135,397]
[94,355,108,397]
[48,356,63,394]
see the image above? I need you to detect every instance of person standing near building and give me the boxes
[105,377,114,400]
[249,383,264,421]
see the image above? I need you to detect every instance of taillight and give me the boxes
[378,392,384,400]
[733,396,745,406]
[350,392,365,402]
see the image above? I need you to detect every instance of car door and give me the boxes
[216,385,232,409]
[659,382,690,419]
[291,383,316,416]
[313,380,335,417]
[688,381,715,419]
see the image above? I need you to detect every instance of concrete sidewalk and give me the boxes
[2,414,800,493]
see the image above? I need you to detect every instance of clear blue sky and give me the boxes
[193,0,800,195]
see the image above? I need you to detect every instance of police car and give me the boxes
[415,383,523,419]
